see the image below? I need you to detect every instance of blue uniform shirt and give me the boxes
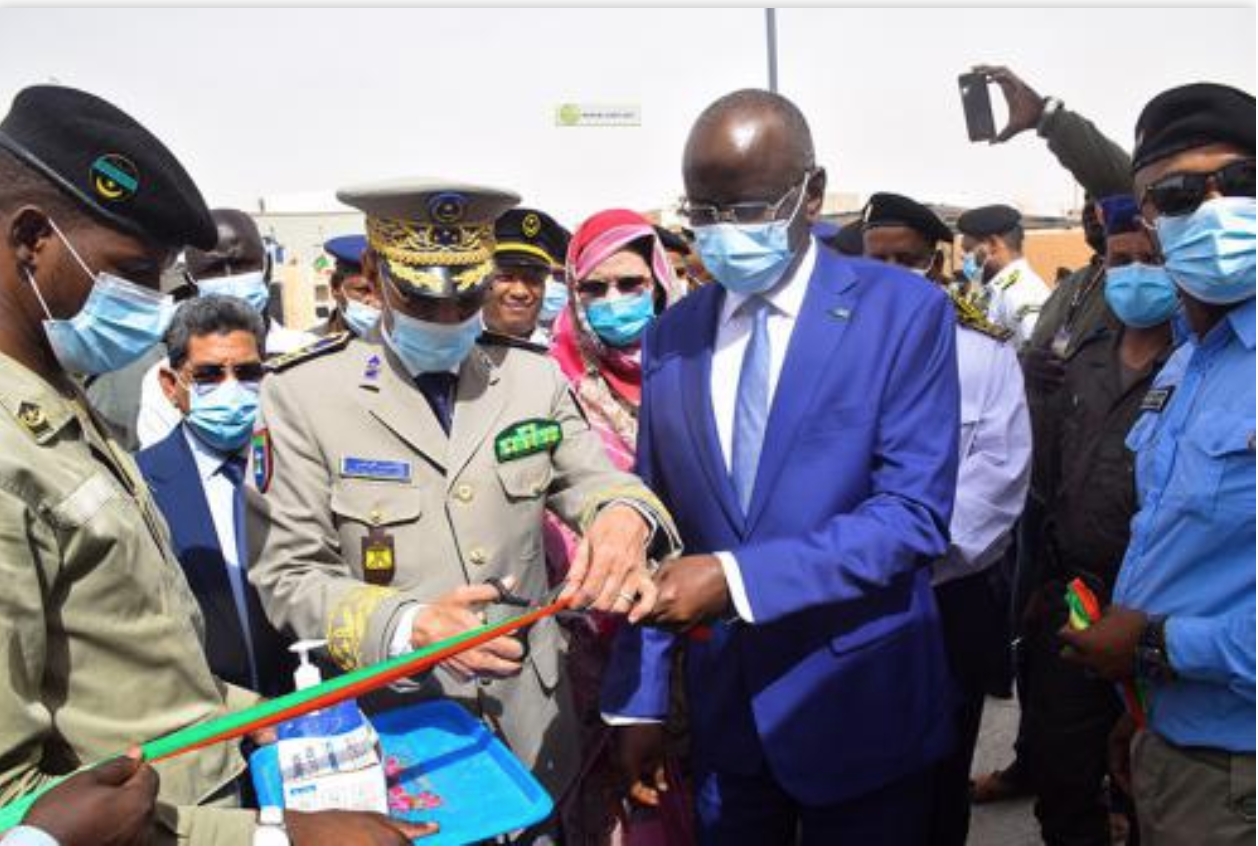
[1115,296,1256,753]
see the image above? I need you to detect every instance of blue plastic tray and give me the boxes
[250,699,554,844]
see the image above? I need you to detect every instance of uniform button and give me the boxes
[454,483,474,503]
[369,508,383,525]
[478,677,493,688]
[530,481,546,497]
[468,547,488,566]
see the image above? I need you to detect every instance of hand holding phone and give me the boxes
[959,71,996,142]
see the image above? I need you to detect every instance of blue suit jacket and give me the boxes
[137,425,294,697]
[602,246,962,805]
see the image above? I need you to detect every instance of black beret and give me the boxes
[653,225,691,255]
[1132,82,1255,174]
[957,204,1022,238]
[495,208,570,269]
[863,192,953,245]
[0,85,216,250]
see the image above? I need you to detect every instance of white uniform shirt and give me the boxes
[935,325,1032,585]
[985,258,1050,348]
[136,318,315,449]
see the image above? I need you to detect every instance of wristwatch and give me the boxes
[253,805,291,846]
[1136,614,1176,684]
[1036,96,1064,137]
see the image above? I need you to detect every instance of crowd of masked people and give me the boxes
[0,63,1250,846]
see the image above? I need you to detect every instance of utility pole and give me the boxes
[766,8,779,93]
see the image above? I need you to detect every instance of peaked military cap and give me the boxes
[337,179,520,299]
[495,208,570,270]
[324,234,368,271]
[957,204,1022,238]
[863,192,953,245]
[0,85,216,250]
[1132,83,1255,173]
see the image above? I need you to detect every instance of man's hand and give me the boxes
[1058,606,1148,681]
[1107,713,1138,797]
[639,555,731,631]
[562,504,657,621]
[24,748,158,846]
[973,65,1045,143]
[1020,345,1067,392]
[411,582,525,682]
[616,723,669,808]
[287,809,437,844]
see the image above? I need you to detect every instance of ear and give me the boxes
[805,168,828,219]
[157,365,186,411]
[7,206,55,270]
[928,248,946,279]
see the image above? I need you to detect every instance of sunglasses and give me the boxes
[1142,159,1255,219]
[576,275,649,298]
[186,362,267,387]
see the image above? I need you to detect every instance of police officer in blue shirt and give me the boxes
[1060,83,1255,845]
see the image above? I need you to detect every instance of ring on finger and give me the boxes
[616,590,638,605]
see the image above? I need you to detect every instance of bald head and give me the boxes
[185,208,266,280]
[684,89,817,204]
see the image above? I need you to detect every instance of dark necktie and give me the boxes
[416,372,457,434]
[218,454,261,691]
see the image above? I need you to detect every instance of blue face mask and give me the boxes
[585,292,654,347]
[384,308,482,376]
[197,269,271,315]
[342,298,380,337]
[1104,263,1179,328]
[961,252,983,283]
[186,379,260,453]
[539,278,569,322]
[25,220,175,376]
[692,176,809,296]
[1155,196,1256,305]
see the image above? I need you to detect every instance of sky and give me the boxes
[0,7,1253,226]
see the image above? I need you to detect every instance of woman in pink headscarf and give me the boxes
[546,210,690,845]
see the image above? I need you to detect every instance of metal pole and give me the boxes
[765,8,779,93]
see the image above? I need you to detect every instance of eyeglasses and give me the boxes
[1141,159,1255,220]
[576,275,649,298]
[186,362,267,386]
[679,171,813,227]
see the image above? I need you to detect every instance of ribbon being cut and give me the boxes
[0,594,571,832]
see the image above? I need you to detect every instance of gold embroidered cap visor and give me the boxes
[337,178,521,300]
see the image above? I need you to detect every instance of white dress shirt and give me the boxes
[934,326,1032,585]
[184,426,259,690]
[710,239,818,623]
[137,318,316,449]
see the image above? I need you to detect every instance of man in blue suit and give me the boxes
[601,90,961,843]
[137,295,294,697]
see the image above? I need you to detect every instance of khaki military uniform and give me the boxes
[0,353,256,844]
[246,334,679,798]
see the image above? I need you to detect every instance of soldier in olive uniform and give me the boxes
[246,180,681,830]
[0,86,427,845]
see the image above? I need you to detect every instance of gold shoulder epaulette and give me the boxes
[477,331,548,355]
[950,291,1014,343]
[998,268,1022,290]
[266,332,352,373]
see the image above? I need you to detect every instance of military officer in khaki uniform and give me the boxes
[0,85,430,846]
[246,180,681,830]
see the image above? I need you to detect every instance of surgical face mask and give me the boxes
[384,307,482,375]
[691,175,809,296]
[342,298,380,337]
[197,269,271,315]
[540,278,569,322]
[186,378,260,453]
[23,219,175,376]
[585,291,654,347]
[1104,263,1179,328]
[1154,196,1256,305]
[961,252,983,283]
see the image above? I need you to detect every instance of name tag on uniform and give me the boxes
[339,457,413,483]
[1139,387,1175,414]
